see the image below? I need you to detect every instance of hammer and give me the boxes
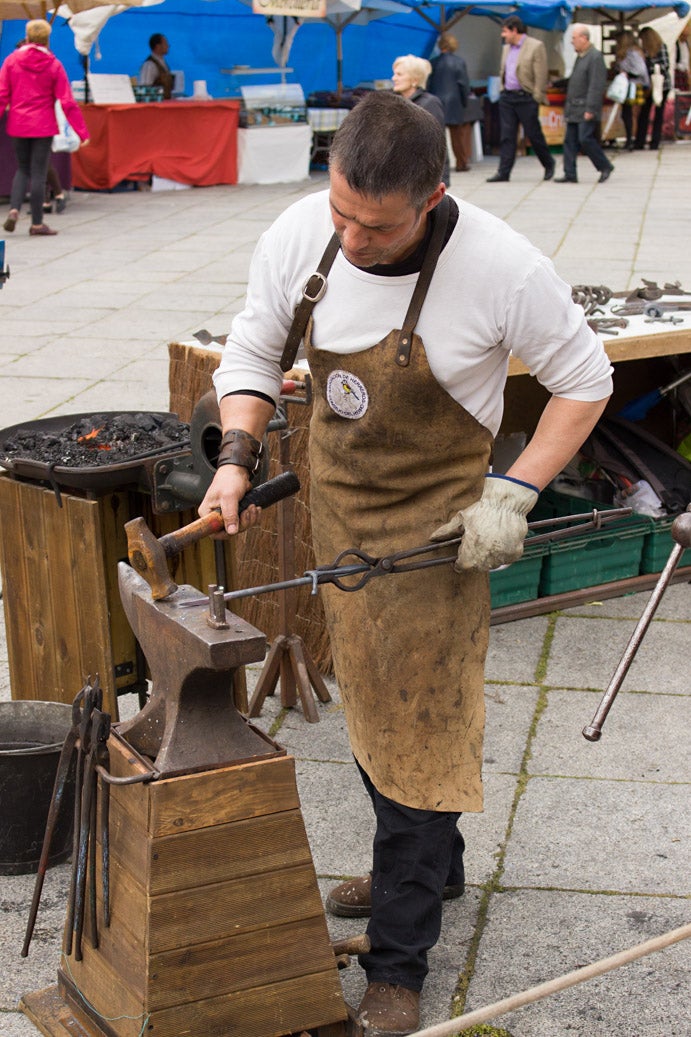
[125,470,300,600]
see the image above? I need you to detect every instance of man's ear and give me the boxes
[424,183,446,215]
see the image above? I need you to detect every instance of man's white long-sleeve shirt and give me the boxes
[214,191,612,437]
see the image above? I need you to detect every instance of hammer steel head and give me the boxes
[125,516,177,601]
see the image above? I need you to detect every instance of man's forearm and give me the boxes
[219,393,276,439]
[505,395,610,491]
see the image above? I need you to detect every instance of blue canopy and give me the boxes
[399,0,573,32]
[573,0,690,20]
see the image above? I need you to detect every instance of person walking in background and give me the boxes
[0,19,89,236]
[635,26,671,150]
[429,33,471,172]
[612,30,649,150]
[392,54,450,185]
[555,23,614,184]
[487,15,555,182]
[138,33,173,99]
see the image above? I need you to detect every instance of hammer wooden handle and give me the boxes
[158,471,301,559]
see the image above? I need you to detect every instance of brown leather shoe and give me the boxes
[358,982,420,1035]
[29,224,58,236]
[326,873,464,918]
[3,210,18,232]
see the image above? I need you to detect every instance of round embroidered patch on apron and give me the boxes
[326,369,369,419]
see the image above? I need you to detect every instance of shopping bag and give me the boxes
[606,72,629,104]
[52,101,80,153]
[651,64,664,106]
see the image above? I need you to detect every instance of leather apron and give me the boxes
[304,232,494,813]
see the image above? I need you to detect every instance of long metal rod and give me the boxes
[582,510,691,741]
[179,509,632,609]
[407,923,691,1037]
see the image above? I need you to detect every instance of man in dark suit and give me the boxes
[487,15,555,183]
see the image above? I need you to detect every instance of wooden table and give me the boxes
[72,100,241,190]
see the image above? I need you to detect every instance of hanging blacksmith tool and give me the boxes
[179,507,633,609]
[21,683,90,957]
[583,506,691,741]
[71,706,111,960]
[64,679,101,956]
[126,469,300,600]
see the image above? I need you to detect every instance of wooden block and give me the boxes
[61,744,347,1037]
[148,754,300,837]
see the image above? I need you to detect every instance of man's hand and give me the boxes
[199,465,260,536]
[430,474,538,572]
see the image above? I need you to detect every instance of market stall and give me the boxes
[71,99,241,190]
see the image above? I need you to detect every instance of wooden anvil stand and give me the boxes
[21,562,358,1037]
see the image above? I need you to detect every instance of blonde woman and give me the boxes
[0,19,89,235]
[392,54,450,185]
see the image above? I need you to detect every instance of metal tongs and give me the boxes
[180,507,633,609]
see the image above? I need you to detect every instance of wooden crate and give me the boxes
[0,475,236,718]
[35,736,347,1037]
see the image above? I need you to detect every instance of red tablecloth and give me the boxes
[72,100,240,190]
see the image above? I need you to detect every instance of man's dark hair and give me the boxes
[149,33,165,50]
[329,92,445,209]
[502,16,526,33]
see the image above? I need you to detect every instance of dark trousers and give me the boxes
[634,91,669,149]
[497,91,553,177]
[563,119,611,178]
[355,761,465,992]
[10,136,53,226]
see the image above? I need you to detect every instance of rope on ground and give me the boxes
[409,922,691,1037]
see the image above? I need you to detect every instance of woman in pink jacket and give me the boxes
[0,19,89,236]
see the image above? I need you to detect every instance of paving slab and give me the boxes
[545,614,691,693]
[465,890,690,1036]
[504,775,689,895]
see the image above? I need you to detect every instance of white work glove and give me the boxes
[430,474,539,572]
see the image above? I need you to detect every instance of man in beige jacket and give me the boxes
[487,15,555,182]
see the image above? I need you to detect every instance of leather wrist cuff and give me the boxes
[216,429,263,476]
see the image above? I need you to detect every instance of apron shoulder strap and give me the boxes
[396,194,452,368]
[280,232,341,372]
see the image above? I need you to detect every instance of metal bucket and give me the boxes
[0,701,75,875]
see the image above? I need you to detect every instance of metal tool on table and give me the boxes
[179,507,634,609]
[125,469,300,600]
[583,507,691,741]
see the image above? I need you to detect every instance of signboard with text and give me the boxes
[252,0,328,17]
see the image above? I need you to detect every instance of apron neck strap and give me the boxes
[280,232,341,372]
[395,193,452,368]
[279,193,452,373]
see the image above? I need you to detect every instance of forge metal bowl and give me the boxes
[0,411,191,493]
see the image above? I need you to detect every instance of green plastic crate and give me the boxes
[528,485,614,523]
[490,541,547,608]
[538,518,649,596]
[640,516,691,574]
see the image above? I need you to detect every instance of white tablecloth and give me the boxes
[237,124,311,185]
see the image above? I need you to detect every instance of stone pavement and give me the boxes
[0,144,689,1037]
